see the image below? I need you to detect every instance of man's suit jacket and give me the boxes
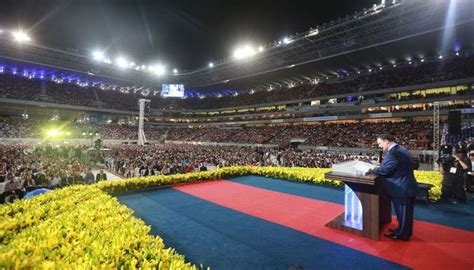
[464,157,473,172]
[96,173,107,182]
[373,144,419,198]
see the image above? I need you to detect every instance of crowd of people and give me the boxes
[164,121,434,150]
[0,143,98,202]
[0,119,436,149]
[0,119,165,141]
[2,136,473,204]
[103,144,381,178]
[164,55,474,110]
[0,141,385,203]
[0,54,473,111]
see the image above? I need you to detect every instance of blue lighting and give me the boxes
[185,88,240,98]
[344,185,363,230]
[0,62,158,96]
[440,0,458,55]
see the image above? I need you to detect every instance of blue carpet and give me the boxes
[228,175,474,231]
[118,187,409,270]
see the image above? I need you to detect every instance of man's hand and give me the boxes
[365,168,375,176]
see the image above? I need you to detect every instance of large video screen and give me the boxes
[161,84,185,97]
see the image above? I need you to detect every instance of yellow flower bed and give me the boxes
[0,166,442,268]
[0,186,199,269]
[96,166,442,201]
[413,170,443,201]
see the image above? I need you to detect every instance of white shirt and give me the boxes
[388,143,398,152]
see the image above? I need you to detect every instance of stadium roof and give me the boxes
[0,0,378,70]
[0,0,473,96]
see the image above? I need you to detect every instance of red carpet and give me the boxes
[173,180,474,270]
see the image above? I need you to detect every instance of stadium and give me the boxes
[1,0,474,269]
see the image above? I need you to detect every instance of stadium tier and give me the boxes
[0,54,473,111]
[1,0,474,269]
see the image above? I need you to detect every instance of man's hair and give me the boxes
[377,134,396,142]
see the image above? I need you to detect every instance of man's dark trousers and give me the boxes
[391,196,415,239]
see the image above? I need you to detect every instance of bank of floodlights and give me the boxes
[11,30,31,43]
[233,45,257,60]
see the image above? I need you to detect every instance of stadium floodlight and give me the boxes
[456,52,460,56]
[47,129,60,137]
[208,62,214,68]
[11,30,31,43]
[115,56,128,68]
[420,58,425,62]
[173,68,178,74]
[438,55,443,59]
[283,37,292,44]
[154,65,166,76]
[258,46,264,52]
[92,50,105,61]
[233,45,256,59]
[306,29,319,37]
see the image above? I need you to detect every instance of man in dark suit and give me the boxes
[95,170,107,182]
[464,150,474,193]
[370,134,419,241]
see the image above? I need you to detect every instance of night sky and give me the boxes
[0,0,379,70]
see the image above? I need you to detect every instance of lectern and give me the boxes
[324,171,391,240]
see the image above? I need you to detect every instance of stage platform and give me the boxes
[117,175,474,270]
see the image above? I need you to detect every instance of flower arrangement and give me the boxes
[0,166,442,268]
[97,166,441,200]
[0,185,200,269]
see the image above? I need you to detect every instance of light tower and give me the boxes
[433,102,440,170]
[138,99,151,145]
